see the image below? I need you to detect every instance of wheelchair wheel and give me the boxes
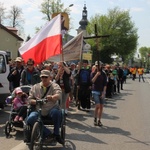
[61,109,66,142]
[30,122,42,150]
[5,121,13,138]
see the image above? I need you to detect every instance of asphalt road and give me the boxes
[0,74,150,150]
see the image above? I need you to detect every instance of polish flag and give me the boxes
[19,14,62,65]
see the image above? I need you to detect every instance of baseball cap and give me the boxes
[70,62,76,66]
[15,88,23,94]
[40,70,51,77]
[15,57,22,62]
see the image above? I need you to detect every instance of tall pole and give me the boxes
[83,25,110,66]
[94,24,100,70]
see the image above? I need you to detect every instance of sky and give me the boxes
[1,0,150,50]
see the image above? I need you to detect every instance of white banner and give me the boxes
[48,31,83,62]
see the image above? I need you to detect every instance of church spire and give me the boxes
[79,4,88,30]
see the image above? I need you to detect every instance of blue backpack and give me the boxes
[80,69,90,84]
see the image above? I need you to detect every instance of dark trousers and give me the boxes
[139,74,145,82]
[114,84,117,93]
[123,76,126,84]
[106,79,114,97]
[132,74,136,80]
[78,86,91,109]
[117,79,121,92]
[16,106,27,119]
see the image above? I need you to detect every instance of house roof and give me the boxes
[6,26,18,31]
[0,24,24,41]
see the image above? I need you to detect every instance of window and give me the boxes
[6,51,11,60]
[0,54,6,73]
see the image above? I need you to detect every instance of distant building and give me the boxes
[0,24,24,59]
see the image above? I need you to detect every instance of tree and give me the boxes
[5,5,25,37]
[39,0,72,42]
[139,47,150,68]
[40,0,65,21]
[139,47,150,57]
[86,7,138,64]
[0,2,6,24]
[7,5,24,28]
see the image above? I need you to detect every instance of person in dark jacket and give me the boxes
[55,61,71,113]
[91,61,107,126]
[77,60,91,111]
[116,65,124,92]
[7,57,24,92]
[20,58,41,86]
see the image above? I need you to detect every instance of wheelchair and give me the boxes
[24,98,66,150]
[5,85,31,138]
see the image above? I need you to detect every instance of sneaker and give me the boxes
[77,103,80,110]
[65,109,68,116]
[97,120,103,127]
[94,118,97,126]
[19,117,23,122]
[14,115,19,122]
[44,134,55,143]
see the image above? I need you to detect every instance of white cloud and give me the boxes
[130,7,144,12]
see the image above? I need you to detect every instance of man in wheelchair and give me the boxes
[25,69,63,145]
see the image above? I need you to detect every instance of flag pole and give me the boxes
[60,13,64,62]
[79,31,84,70]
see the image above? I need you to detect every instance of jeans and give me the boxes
[27,108,62,137]
[92,93,104,105]
[61,91,69,109]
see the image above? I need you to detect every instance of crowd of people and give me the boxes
[7,56,146,144]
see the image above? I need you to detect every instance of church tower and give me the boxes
[77,4,89,37]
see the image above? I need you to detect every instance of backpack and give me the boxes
[80,69,90,84]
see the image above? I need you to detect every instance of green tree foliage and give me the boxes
[86,7,138,64]
[40,0,70,21]
[139,47,150,57]
[37,0,72,33]
[139,47,150,67]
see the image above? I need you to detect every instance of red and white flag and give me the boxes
[48,31,83,62]
[19,14,62,65]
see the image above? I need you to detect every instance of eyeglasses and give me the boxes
[41,76,48,79]
[27,64,33,66]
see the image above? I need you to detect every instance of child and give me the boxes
[13,87,28,122]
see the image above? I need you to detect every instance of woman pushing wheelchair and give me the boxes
[25,69,64,145]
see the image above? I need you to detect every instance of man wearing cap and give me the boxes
[91,61,107,126]
[7,57,24,91]
[26,69,64,144]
